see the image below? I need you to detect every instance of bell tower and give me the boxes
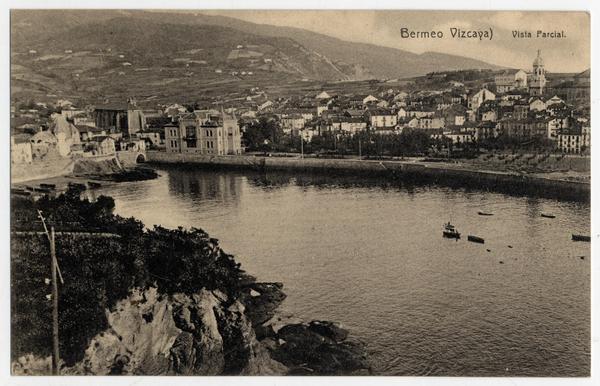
[529,50,546,96]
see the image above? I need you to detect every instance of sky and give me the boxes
[203,10,590,73]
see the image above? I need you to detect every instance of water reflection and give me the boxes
[97,166,590,376]
[167,169,243,207]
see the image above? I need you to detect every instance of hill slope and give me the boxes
[11,10,499,103]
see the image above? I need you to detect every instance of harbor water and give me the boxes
[95,167,590,376]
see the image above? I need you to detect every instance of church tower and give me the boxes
[529,50,547,96]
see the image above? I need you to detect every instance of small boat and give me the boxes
[478,211,494,216]
[87,181,102,189]
[541,213,556,219]
[468,235,485,244]
[68,182,87,191]
[34,187,53,193]
[11,188,31,196]
[443,222,460,239]
[39,183,56,189]
[572,234,591,242]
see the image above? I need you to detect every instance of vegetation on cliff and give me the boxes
[11,188,370,375]
[11,188,244,366]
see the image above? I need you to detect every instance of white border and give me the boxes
[1,1,597,386]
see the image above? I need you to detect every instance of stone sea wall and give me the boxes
[11,157,74,184]
[147,151,590,201]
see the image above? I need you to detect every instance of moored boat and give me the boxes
[477,211,494,216]
[11,188,31,196]
[541,213,556,219]
[467,235,485,244]
[443,222,460,239]
[572,234,591,242]
[68,182,87,191]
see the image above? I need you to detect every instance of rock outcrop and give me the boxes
[12,284,369,376]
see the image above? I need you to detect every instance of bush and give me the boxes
[11,188,246,364]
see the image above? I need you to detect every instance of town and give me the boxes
[10,50,590,182]
[8,9,593,379]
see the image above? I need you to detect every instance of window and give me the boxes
[186,126,196,138]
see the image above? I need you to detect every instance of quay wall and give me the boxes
[146,151,590,201]
[11,158,74,184]
[116,150,146,167]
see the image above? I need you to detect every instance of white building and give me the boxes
[468,89,496,110]
[557,127,590,154]
[494,69,528,93]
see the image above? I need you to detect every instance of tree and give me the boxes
[11,188,247,365]
[242,117,284,152]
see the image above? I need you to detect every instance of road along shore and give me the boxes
[146,151,590,202]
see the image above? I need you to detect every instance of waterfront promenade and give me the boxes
[146,151,590,201]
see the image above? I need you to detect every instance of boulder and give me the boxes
[254,323,276,341]
[75,287,179,375]
[238,282,287,326]
[308,320,349,343]
[272,322,370,375]
[169,290,225,375]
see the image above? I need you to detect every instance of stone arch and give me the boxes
[136,153,146,163]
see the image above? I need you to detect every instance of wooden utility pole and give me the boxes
[358,138,362,159]
[27,213,120,375]
[300,131,304,159]
[36,210,62,375]
[49,226,59,375]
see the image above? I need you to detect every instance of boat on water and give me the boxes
[87,181,102,189]
[467,235,485,244]
[11,188,31,196]
[68,182,87,191]
[477,211,494,216]
[443,222,460,239]
[572,234,591,242]
[541,213,556,219]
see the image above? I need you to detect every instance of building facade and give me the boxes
[528,50,547,96]
[165,112,243,155]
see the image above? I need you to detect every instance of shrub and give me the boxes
[11,187,247,364]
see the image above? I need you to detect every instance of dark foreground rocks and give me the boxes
[78,166,159,182]
[12,285,370,375]
[266,321,370,375]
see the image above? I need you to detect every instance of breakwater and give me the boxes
[146,151,590,202]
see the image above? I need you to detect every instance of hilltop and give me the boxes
[11,10,499,104]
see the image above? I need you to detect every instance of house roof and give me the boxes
[94,103,128,111]
[75,124,105,133]
[91,135,114,143]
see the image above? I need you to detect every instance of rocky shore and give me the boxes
[12,284,370,376]
[10,188,370,376]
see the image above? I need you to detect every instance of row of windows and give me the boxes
[170,128,237,138]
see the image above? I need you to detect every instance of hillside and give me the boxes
[180,12,500,78]
[11,10,499,104]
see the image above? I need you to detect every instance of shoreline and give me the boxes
[146,151,590,202]
[10,189,371,375]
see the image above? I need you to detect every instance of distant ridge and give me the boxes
[12,10,500,80]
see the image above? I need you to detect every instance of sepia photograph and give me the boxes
[5,2,595,381]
